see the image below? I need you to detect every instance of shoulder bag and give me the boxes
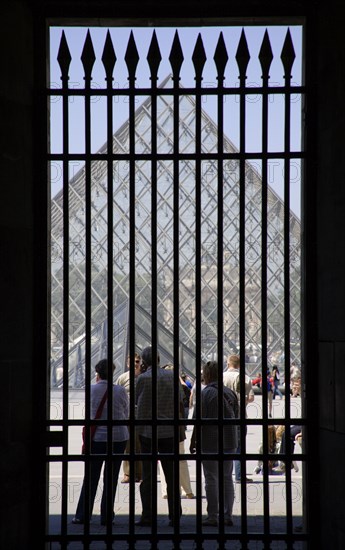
[81,389,108,454]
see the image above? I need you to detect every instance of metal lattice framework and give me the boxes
[50,78,301,387]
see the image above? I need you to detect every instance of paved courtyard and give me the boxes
[48,393,305,548]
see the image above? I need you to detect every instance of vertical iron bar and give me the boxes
[194,55,203,543]
[238,42,249,543]
[284,63,293,545]
[150,67,158,546]
[280,29,297,544]
[260,42,270,545]
[38,16,49,549]
[172,84,182,538]
[171,32,185,545]
[300,22,309,541]
[127,51,138,540]
[302,17,315,546]
[83,35,93,540]
[127,77,136,542]
[104,42,115,542]
[60,38,70,550]
[216,55,225,542]
[173,104,181,547]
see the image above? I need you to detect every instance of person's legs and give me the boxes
[123,433,142,481]
[234,425,252,482]
[234,443,241,480]
[268,391,273,416]
[202,459,218,522]
[100,440,127,524]
[134,431,142,481]
[158,460,167,497]
[280,426,300,455]
[236,425,252,479]
[184,406,190,429]
[234,426,241,480]
[254,442,264,474]
[290,425,302,449]
[279,430,286,454]
[179,440,193,496]
[273,428,287,472]
[160,441,193,498]
[275,425,301,473]
[74,441,104,522]
[138,436,153,521]
[224,453,235,522]
[274,383,283,399]
[158,437,181,521]
[121,439,130,480]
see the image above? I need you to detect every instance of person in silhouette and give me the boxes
[72,359,128,526]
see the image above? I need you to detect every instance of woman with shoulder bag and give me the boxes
[72,359,129,526]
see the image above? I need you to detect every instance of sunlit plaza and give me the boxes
[49,394,303,549]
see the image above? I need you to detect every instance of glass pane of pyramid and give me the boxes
[50,85,301,387]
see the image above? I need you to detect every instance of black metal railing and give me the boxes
[47,25,307,549]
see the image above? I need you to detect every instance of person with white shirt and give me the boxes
[72,359,129,526]
[223,354,254,483]
[116,352,142,483]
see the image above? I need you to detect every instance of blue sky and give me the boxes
[49,24,303,216]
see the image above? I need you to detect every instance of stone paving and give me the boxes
[48,394,305,548]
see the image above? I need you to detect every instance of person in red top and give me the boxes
[251,370,274,416]
[252,372,262,388]
[267,369,274,417]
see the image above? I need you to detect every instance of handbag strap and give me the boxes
[94,389,108,419]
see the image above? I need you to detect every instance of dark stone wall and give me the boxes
[0,2,35,550]
[1,1,345,548]
[315,12,345,550]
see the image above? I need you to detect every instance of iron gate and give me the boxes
[47,24,307,549]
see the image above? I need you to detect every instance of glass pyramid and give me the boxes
[50,86,301,387]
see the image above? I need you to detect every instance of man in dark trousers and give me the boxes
[135,346,182,527]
